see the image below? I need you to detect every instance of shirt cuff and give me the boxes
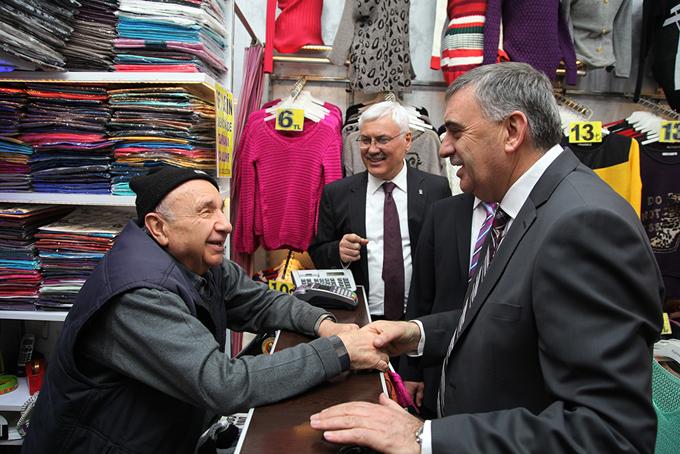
[314,313,337,336]
[328,335,351,371]
[407,320,426,357]
[421,420,432,454]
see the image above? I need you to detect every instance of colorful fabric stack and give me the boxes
[0,204,72,310]
[113,0,228,79]
[34,207,129,310]
[0,86,26,137]
[108,86,216,194]
[0,137,34,191]
[63,0,120,71]
[0,0,79,71]
[19,84,114,194]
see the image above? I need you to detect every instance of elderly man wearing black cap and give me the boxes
[24,167,388,454]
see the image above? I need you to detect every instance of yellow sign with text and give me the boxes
[660,121,680,143]
[215,84,234,177]
[275,108,304,132]
[268,279,294,294]
[569,121,603,143]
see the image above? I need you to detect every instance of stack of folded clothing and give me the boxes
[114,0,228,78]
[0,137,34,192]
[19,83,114,194]
[63,0,120,70]
[0,0,79,71]
[108,85,216,194]
[0,204,72,310]
[0,86,26,137]
[34,206,129,310]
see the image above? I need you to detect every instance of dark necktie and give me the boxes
[437,207,510,416]
[382,182,404,320]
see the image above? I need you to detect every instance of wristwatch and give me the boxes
[415,424,424,447]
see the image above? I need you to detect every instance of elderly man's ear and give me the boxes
[145,213,170,246]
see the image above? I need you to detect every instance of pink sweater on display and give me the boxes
[232,105,343,254]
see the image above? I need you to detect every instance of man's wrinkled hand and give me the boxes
[317,319,359,338]
[337,328,389,371]
[310,393,423,454]
[339,233,368,264]
[363,320,422,356]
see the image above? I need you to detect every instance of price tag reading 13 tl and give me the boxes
[660,121,680,143]
[275,108,305,132]
[569,121,603,144]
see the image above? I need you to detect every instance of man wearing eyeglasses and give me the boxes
[309,101,451,322]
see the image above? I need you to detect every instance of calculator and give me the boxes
[291,269,356,290]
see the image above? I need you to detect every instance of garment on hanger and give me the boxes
[640,142,680,301]
[635,0,680,111]
[483,0,578,84]
[232,98,343,254]
[561,0,632,78]
[271,0,324,53]
[329,0,415,94]
[563,133,642,216]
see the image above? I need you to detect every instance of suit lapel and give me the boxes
[350,172,369,291]
[406,166,426,243]
[455,150,581,341]
[456,194,474,280]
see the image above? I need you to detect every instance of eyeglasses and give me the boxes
[356,132,406,148]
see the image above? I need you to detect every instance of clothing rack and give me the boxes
[637,97,680,120]
[554,92,593,119]
[235,1,261,46]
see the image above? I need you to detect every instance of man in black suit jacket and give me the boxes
[310,63,663,453]
[309,101,451,320]
[400,193,473,417]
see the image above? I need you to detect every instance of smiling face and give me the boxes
[359,115,412,181]
[440,86,509,202]
[150,179,231,275]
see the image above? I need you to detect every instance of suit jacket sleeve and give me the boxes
[429,207,663,453]
[308,185,343,269]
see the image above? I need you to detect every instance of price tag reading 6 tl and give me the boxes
[569,121,603,143]
[660,121,680,143]
[275,108,304,132]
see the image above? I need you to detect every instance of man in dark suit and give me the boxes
[400,193,473,417]
[309,101,451,320]
[310,63,664,453]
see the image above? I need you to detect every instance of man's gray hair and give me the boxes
[154,197,175,222]
[446,62,562,151]
[358,101,410,134]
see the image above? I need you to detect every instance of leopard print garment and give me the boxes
[348,0,416,94]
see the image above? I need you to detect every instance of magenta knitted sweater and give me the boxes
[232,104,343,253]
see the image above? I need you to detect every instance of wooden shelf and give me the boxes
[0,377,29,412]
[0,311,67,322]
[0,192,136,207]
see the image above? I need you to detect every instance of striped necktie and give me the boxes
[468,202,497,281]
[437,206,510,417]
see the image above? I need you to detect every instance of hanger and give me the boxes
[555,93,608,137]
[263,77,329,123]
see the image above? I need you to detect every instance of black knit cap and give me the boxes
[130,166,219,226]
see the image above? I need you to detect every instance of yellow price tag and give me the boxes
[662,313,673,335]
[660,121,680,143]
[268,279,294,294]
[275,108,305,132]
[569,121,603,143]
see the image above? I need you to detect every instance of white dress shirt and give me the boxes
[415,144,564,453]
[365,162,411,316]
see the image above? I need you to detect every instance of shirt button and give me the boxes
[596,47,603,52]
[604,0,608,4]
[602,28,608,34]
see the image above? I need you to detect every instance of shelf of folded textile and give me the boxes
[0,311,68,322]
[0,72,218,100]
[0,193,136,207]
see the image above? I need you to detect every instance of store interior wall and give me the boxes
[232,0,659,272]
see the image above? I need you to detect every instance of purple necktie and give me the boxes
[382,182,404,320]
[468,202,497,281]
